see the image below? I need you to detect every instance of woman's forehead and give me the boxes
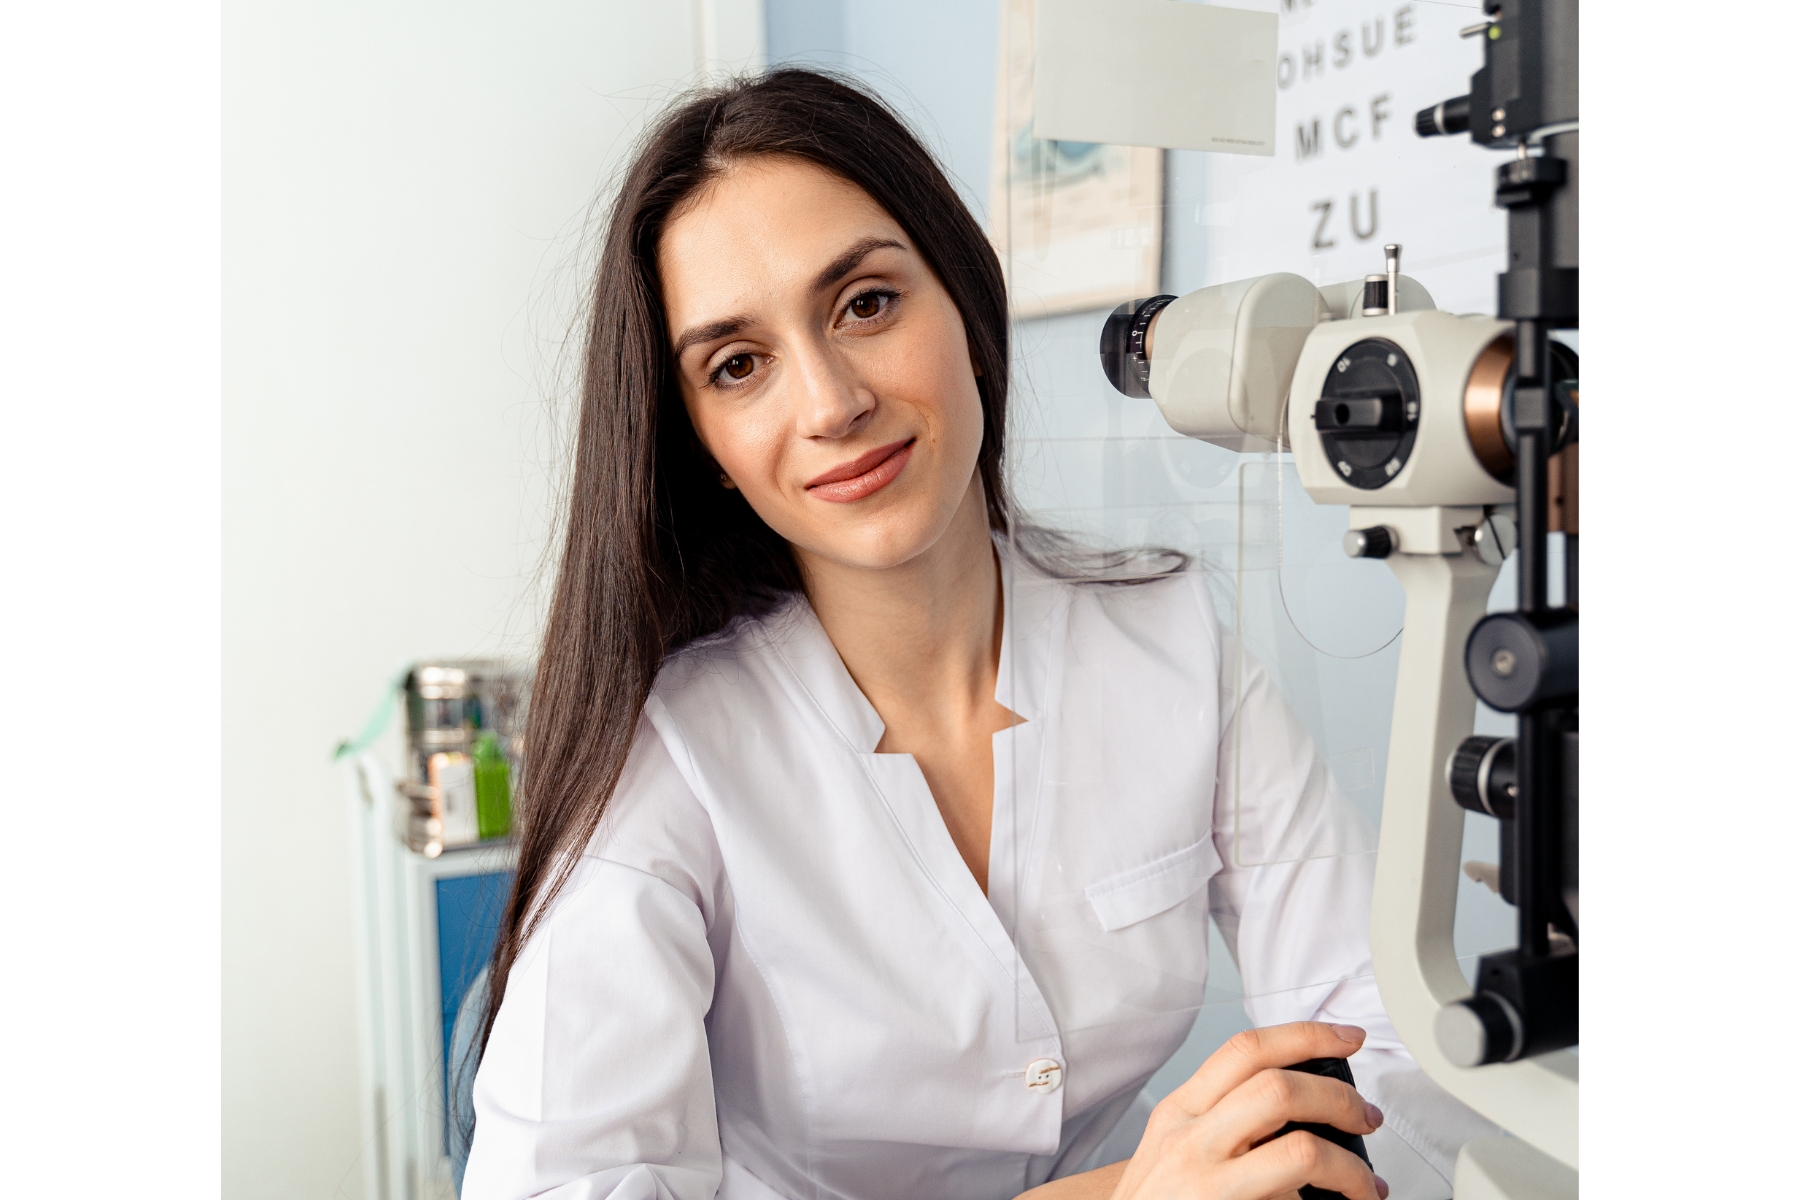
[659,159,908,313]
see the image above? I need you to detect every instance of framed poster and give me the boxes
[989,0,1163,320]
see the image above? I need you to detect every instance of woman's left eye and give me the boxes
[710,352,758,386]
[845,290,893,321]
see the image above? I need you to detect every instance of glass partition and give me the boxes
[989,0,1519,1051]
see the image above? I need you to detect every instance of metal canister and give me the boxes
[398,660,530,855]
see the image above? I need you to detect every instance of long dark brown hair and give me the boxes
[478,69,1016,1055]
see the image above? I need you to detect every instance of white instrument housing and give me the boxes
[1289,310,1515,510]
[1145,272,1437,455]
[1145,272,1319,453]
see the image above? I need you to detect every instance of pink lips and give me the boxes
[804,438,916,504]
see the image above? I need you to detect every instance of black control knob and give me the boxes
[1415,94,1471,137]
[1465,612,1578,713]
[1342,525,1393,559]
[1447,735,1516,819]
[1314,339,1421,490]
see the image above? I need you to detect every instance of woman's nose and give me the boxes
[788,342,874,440]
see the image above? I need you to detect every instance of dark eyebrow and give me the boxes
[810,236,907,294]
[669,237,907,361]
[671,316,749,360]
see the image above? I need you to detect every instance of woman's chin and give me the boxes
[792,506,967,575]
[805,532,938,574]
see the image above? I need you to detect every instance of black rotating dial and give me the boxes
[1313,338,1421,490]
[1099,295,1176,399]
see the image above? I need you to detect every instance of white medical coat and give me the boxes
[465,549,1495,1200]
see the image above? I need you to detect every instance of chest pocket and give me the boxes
[1085,837,1224,932]
[1018,836,1224,1037]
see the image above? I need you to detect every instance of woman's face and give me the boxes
[659,156,987,573]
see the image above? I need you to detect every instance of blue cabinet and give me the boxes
[348,751,517,1200]
[433,870,512,1153]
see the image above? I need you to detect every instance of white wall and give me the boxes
[222,4,736,1194]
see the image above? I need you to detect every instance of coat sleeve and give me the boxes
[1207,644,1500,1195]
[462,724,724,1200]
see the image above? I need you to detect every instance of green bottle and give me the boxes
[472,733,513,840]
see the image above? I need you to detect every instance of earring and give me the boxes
[719,472,736,489]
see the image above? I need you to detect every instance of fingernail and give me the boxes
[1364,1101,1384,1128]
[1375,1175,1390,1199]
[1330,1023,1365,1044]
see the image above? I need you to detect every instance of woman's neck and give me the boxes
[797,475,1007,740]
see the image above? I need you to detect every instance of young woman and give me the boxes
[464,70,1491,1200]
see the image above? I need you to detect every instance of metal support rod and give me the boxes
[1513,313,1549,616]
[1512,312,1553,955]
[1515,434,1549,615]
[1565,534,1578,610]
[1514,317,1543,381]
[1514,711,1553,956]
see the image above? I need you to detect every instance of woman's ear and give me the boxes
[970,350,983,378]
[684,421,736,489]
[705,452,737,489]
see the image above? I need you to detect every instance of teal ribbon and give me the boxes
[333,669,410,761]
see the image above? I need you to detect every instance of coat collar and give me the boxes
[760,535,1061,752]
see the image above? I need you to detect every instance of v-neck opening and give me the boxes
[810,535,1034,749]
[853,539,1026,908]
[765,539,1066,1038]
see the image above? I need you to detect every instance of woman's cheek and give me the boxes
[704,402,776,489]
[939,370,986,468]
[743,425,816,534]
[915,326,982,444]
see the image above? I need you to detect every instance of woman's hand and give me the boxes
[1110,1022,1388,1200]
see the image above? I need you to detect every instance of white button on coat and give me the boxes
[1025,1059,1064,1094]
[465,540,1500,1200]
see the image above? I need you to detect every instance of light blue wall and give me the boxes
[766,0,1000,223]
[764,0,844,60]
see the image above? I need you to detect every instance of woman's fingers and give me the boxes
[1222,1130,1387,1200]
[1163,1022,1367,1117]
[1129,1025,1381,1200]
[1201,1067,1382,1157]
